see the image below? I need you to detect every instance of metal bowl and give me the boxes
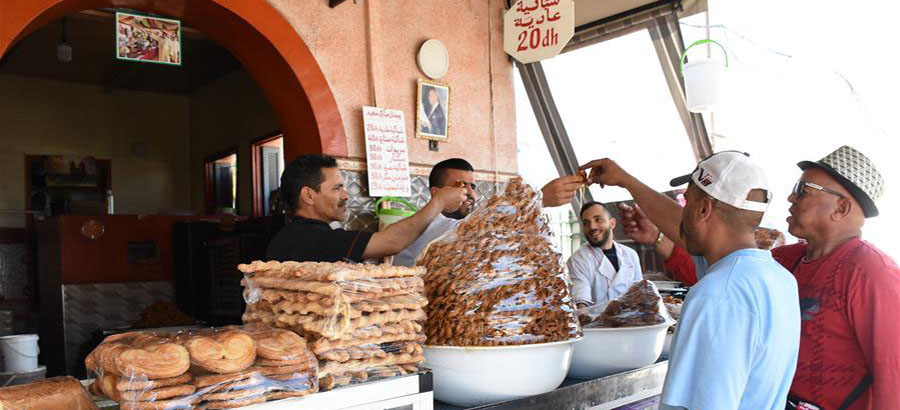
[568,322,671,379]
[424,339,579,407]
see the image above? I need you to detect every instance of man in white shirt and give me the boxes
[567,201,643,308]
[393,158,477,267]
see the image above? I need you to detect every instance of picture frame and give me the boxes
[416,78,450,141]
[116,12,182,66]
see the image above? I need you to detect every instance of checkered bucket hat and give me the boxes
[798,145,885,218]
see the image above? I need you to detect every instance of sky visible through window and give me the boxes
[517,1,900,260]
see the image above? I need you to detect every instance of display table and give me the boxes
[88,372,434,410]
[434,361,667,410]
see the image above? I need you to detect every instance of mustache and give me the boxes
[338,200,347,208]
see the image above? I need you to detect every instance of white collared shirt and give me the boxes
[566,241,643,306]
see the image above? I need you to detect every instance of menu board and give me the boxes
[362,107,412,197]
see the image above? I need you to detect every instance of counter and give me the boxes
[435,361,667,410]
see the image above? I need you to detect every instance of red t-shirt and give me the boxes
[663,245,698,285]
[772,238,900,409]
[665,237,900,408]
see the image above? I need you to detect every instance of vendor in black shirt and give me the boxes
[266,154,467,263]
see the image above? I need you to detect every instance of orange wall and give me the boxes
[268,0,518,175]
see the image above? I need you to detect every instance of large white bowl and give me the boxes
[568,322,671,379]
[424,339,579,407]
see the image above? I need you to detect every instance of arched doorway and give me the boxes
[0,0,348,158]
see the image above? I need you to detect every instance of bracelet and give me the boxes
[653,231,664,248]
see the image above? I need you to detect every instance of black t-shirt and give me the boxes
[602,246,620,272]
[265,217,373,263]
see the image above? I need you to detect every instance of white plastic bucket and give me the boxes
[680,39,728,113]
[0,334,39,373]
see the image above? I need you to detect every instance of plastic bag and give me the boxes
[0,376,99,410]
[420,178,581,346]
[579,280,674,328]
[84,323,317,409]
[239,261,428,391]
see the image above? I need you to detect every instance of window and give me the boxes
[251,134,284,217]
[205,150,237,215]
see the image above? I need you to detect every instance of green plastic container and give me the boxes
[375,197,418,230]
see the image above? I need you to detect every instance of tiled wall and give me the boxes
[340,170,505,232]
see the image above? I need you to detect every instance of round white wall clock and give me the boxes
[417,39,449,79]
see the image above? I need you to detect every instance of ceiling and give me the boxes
[0,11,242,96]
[574,0,707,27]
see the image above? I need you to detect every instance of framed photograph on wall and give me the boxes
[416,78,450,141]
[116,12,182,65]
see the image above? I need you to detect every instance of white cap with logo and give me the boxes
[670,151,771,213]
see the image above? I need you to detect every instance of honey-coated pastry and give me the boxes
[421,178,581,347]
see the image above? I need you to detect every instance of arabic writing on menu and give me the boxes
[362,107,412,197]
[513,0,562,52]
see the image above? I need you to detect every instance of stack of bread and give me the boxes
[420,178,581,346]
[239,261,427,391]
[85,325,317,409]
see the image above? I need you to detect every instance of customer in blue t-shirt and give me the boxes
[579,151,801,410]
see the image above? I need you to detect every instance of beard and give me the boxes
[587,227,613,248]
[445,195,475,220]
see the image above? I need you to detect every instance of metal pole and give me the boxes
[649,14,713,162]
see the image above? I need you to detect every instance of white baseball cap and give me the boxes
[670,151,771,213]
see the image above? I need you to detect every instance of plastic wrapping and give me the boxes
[578,280,674,328]
[84,324,317,409]
[420,178,581,346]
[239,261,428,391]
[0,376,99,410]
[663,295,683,321]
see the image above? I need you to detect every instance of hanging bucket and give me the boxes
[0,334,39,373]
[375,197,418,231]
[680,39,728,113]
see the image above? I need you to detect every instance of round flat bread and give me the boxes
[265,390,312,400]
[252,364,310,376]
[117,373,192,392]
[193,369,260,388]
[119,396,199,410]
[203,387,267,401]
[254,356,311,367]
[119,384,196,402]
[197,373,265,394]
[202,395,267,409]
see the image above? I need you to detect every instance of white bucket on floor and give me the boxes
[0,334,39,373]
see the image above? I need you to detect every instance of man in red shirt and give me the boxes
[598,146,900,409]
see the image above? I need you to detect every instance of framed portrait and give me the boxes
[116,12,182,66]
[416,78,450,141]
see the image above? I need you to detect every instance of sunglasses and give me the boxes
[792,180,844,199]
